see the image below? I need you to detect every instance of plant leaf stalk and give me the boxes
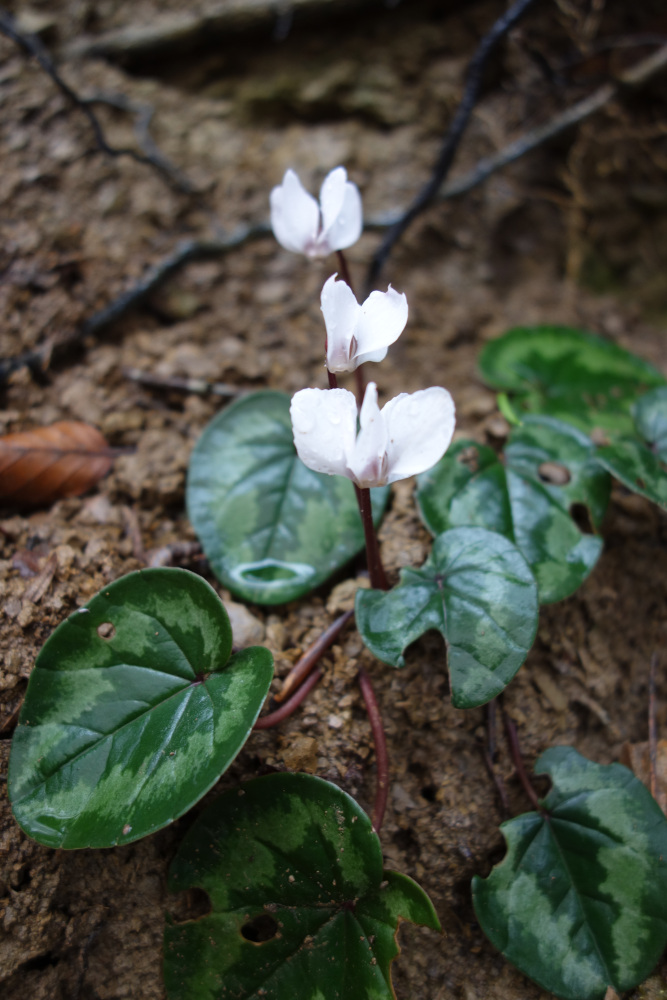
[357,667,389,834]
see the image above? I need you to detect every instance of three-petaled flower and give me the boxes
[322,274,408,373]
[270,167,362,258]
[290,382,456,489]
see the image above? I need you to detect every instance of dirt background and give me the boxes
[1,0,667,997]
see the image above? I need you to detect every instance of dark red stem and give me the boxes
[354,485,389,591]
[503,711,543,814]
[357,667,389,834]
[253,667,322,730]
[649,651,658,800]
[275,610,354,704]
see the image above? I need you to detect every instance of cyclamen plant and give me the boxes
[8,163,667,1000]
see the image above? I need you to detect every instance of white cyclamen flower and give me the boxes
[322,274,408,372]
[290,382,456,489]
[270,167,362,258]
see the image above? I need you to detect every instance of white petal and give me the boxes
[347,382,389,488]
[353,285,408,366]
[290,387,358,479]
[381,387,456,484]
[321,181,363,252]
[319,167,348,234]
[270,169,320,254]
[321,274,361,372]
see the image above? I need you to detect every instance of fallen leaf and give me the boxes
[620,739,667,814]
[0,421,114,506]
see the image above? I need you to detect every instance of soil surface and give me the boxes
[1,1,667,998]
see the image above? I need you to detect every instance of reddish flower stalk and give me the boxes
[254,667,322,730]
[355,484,389,591]
[503,710,544,814]
[357,667,389,834]
[275,609,354,704]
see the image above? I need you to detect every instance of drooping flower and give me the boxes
[321,274,408,373]
[270,167,362,258]
[290,382,456,489]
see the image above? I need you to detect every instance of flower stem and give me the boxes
[253,667,322,730]
[502,709,543,814]
[355,485,389,591]
[274,609,354,704]
[357,667,389,834]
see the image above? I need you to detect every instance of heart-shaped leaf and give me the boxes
[473,746,667,1000]
[417,417,611,603]
[355,527,538,708]
[478,325,665,434]
[164,772,440,1000]
[595,387,667,510]
[187,391,388,605]
[8,568,273,849]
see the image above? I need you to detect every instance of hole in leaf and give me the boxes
[457,446,480,473]
[243,565,297,582]
[240,913,279,943]
[537,461,571,486]
[97,622,115,640]
[569,503,595,535]
[166,887,212,924]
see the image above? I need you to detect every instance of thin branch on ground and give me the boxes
[366,0,541,290]
[357,667,389,834]
[124,368,244,400]
[275,609,354,704]
[253,667,322,730]
[0,226,269,385]
[0,7,194,194]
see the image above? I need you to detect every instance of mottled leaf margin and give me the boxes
[417,417,611,603]
[187,390,388,605]
[164,772,440,1000]
[472,746,667,1000]
[355,527,538,708]
[596,386,667,511]
[9,568,273,849]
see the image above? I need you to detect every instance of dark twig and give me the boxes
[275,609,354,704]
[253,667,322,730]
[503,710,543,814]
[357,667,389,834]
[124,368,243,400]
[649,651,659,800]
[366,0,541,289]
[0,226,269,385]
[0,8,193,194]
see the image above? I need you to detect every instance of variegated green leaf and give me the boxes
[478,325,665,434]
[596,386,667,511]
[9,569,273,849]
[473,746,667,1000]
[187,391,388,605]
[164,773,440,1000]
[355,527,538,708]
[416,418,611,603]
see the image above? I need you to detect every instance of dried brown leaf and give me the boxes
[0,421,114,506]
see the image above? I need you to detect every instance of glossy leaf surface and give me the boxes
[164,772,440,1000]
[355,527,538,708]
[478,325,665,434]
[9,569,273,848]
[417,417,611,603]
[595,387,667,510]
[473,746,667,1000]
[187,391,388,605]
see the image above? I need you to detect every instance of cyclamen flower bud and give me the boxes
[321,274,408,373]
[270,167,362,258]
[290,382,456,489]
